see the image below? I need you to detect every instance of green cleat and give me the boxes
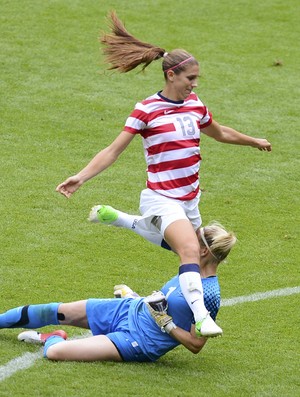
[195,313,223,338]
[89,205,119,224]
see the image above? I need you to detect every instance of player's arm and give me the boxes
[147,303,207,354]
[56,131,135,198]
[202,120,272,151]
[76,131,135,181]
[168,324,207,354]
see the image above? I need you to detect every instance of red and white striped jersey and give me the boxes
[124,91,212,201]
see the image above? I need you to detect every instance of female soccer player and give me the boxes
[0,223,236,362]
[56,12,271,338]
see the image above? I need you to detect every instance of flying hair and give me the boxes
[100,11,166,72]
[99,11,198,76]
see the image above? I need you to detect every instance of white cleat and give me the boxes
[18,330,68,344]
[195,314,223,338]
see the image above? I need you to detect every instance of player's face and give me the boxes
[172,64,200,100]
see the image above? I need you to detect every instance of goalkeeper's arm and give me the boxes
[147,303,207,354]
[167,324,207,354]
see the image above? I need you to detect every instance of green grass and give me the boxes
[0,0,299,396]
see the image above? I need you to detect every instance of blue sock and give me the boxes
[43,335,66,358]
[0,303,60,329]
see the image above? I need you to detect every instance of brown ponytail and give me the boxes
[100,12,198,76]
[100,11,166,72]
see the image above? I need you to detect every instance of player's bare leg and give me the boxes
[164,219,222,337]
[45,335,123,362]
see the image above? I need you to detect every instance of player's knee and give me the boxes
[45,344,64,361]
[177,241,200,262]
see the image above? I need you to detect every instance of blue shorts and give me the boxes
[86,298,151,362]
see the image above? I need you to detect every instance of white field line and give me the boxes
[0,287,299,382]
[0,351,42,382]
[221,286,300,307]
[0,332,91,383]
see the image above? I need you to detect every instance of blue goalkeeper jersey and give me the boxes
[127,275,220,361]
[87,275,220,361]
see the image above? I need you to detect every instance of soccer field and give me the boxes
[0,1,299,396]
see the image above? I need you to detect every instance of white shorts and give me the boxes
[138,189,202,237]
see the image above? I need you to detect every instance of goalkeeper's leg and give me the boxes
[0,303,60,329]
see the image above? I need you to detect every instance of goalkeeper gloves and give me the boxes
[145,291,176,334]
[113,284,140,299]
[144,290,168,312]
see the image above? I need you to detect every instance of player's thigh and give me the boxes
[164,219,200,257]
[58,300,89,328]
[46,335,123,362]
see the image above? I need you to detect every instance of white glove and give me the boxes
[144,291,176,334]
[113,284,140,299]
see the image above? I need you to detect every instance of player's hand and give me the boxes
[146,303,176,334]
[254,138,272,152]
[56,175,83,198]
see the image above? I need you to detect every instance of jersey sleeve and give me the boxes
[191,93,213,128]
[123,102,148,134]
[200,108,213,129]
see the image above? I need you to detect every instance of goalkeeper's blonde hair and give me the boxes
[201,222,237,263]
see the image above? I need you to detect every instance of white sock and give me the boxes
[113,211,164,247]
[111,210,138,229]
[179,264,208,322]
